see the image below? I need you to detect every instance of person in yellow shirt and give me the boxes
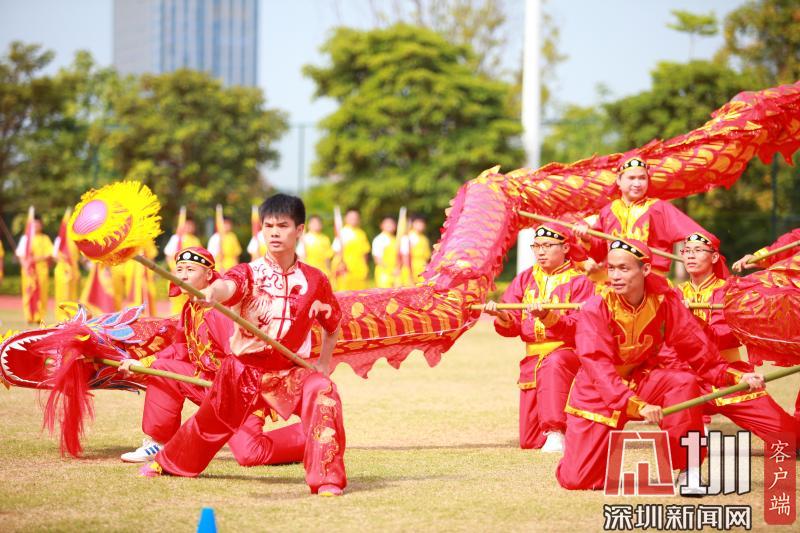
[208,218,242,273]
[372,217,399,288]
[110,263,127,311]
[247,230,268,261]
[299,215,334,277]
[333,209,370,290]
[53,232,81,322]
[164,218,202,315]
[401,216,431,284]
[125,241,159,316]
[16,216,53,323]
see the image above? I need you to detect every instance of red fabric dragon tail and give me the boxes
[41,344,95,458]
[38,325,103,458]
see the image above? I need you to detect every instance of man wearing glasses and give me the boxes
[484,223,595,453]
[671,232,796,443]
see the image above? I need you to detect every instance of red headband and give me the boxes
[168,246,220,297]
[684,232,730,279]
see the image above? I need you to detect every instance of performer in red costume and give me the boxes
[573,156,711,276]
[674,232,797,441]
[119,246,304,465]
[142,194,346,497]
[485,223,595,452]
[732,227,800,272]
[556,238,765,492]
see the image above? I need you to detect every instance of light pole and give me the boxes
[517,0,541,274]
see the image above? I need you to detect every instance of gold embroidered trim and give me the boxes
[564,404,622,428]
[711,387,767,406]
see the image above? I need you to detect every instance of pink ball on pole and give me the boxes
[72,200,108,235]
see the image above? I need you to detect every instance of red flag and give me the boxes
[22,206,41,321]
[81,264,116,314]
[53,208,73,265]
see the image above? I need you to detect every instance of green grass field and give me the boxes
[0,305,798,532]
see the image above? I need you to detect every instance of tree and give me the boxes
[721,0,800,87]
[8,52,125,228]
[304,24,524,234]
[367,0,509,76]
[540,102,616,165]
[604,60,752,149]
[104,69,288,231]
[0,42,63,227]
[720,0,800,235]
[668,9,718,59]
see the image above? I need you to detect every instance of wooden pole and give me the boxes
[94,358,211,387]
[746,239,800,265]
[134,255,313,370]
[663,365,800,415]
[471,302,721,311]
[518,210,683,263]
[470,303,581,311]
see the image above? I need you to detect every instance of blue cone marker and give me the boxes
[197,507,217,533]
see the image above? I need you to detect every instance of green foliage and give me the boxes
[0,43,289,243]
[668,9,718,37]
[367,0,510,77]
[604,60,752,149]
[105,69,288,230]
[540,103,616,164]
[0,42,70,229]
[304,24,523,234]
[721,0,800,87]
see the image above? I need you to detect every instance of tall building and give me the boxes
[113,0,258,87]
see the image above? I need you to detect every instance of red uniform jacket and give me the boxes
[587,198,708,274]
[675,275,766,405]
[495,260,595,354]
[573,288,736,419]
[222,255,342,371]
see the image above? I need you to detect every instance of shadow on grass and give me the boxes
[83,446,135,460]
[348,441,518,451]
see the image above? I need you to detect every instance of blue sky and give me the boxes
[0,0,744,192]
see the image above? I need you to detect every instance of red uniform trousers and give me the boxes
[144,358,304,466]
[155,356,346,493]
[556,368,705,490]
[518,348,580,449]
[703,387,798,442]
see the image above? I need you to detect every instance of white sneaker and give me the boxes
[121,438,163,463]
[676,469,706,497]
[541,431,565,453]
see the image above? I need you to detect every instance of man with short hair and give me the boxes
[556,238,765,492]
[674,232,796,442]
[208,217,243,273]
[16,216,53,323]
[402,215,431,283]
[573,156,711,277]
[119,245,304,466]
[372,217,399,288]
[143,194,346,497]
[333,209,370,290]
[297,215,334,277]
[485,223,595,452]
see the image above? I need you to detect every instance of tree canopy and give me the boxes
[304,24,523,233]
